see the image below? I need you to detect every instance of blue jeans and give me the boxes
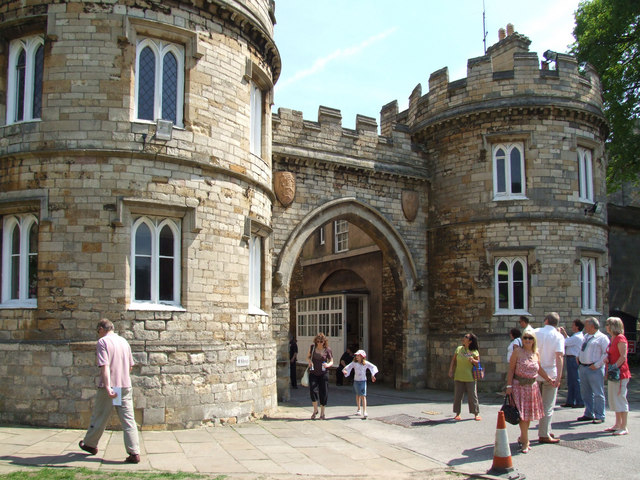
[565,355,583,406]
[579,364,606,420]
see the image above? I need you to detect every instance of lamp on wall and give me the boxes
[584,202,602,215]
[155,119,173,141]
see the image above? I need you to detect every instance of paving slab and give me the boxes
[1,371,639,480]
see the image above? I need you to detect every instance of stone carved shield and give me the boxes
[401,190,419,222]
[274,171,296,207]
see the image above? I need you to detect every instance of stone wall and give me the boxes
[406,30,609,389]
[271,107,430,392]
[0,0,280,429]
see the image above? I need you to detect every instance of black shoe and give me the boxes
[577,415,595,421]
[125,454,140,464]
[572,404,584,408]
[79,441,98,455]
[560,403,573,408]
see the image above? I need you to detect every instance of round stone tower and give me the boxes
[0,0,280,428]
[407,31,609,388]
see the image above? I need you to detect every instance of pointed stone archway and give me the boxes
[272,197,426,401]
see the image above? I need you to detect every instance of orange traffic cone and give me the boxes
[488,410,514,475]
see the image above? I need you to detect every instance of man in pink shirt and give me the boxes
[79,319,140,463]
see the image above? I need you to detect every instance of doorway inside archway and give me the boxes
[289,219,401,385]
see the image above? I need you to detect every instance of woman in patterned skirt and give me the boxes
[505,332,556,453]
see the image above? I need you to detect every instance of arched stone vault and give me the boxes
[272,196,427,400]
[273,197,421,296]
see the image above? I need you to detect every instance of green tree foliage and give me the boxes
[571,0,640,190]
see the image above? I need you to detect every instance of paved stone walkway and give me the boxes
[1,365,639,480]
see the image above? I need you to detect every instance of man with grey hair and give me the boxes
[535,312,564,444]
[577,317,610,424]
[79,319,140,463]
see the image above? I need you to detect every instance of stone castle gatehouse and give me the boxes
[0,1,608,429]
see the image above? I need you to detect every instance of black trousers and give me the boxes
[290,362,297,387]
[309,372,329,405]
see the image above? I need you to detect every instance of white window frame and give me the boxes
[6,35,44,125]
[248,233,266,315]
[134,38,185,127]
[334,220,348,253]
[580,257,598,314]
[577,147,594,203]
[492,143,526,200]
[250,81,263,157]
[130,216,182,310]
[494,256,528,314]
[319,225,325,246]
[1,214,38,308]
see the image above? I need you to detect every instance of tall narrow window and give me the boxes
[6,35,44,124]
[319,225,325,246]
[493,143,526,199]
[334,220,348,253]
[135,38,184,127]
[248,234,263,313]
[250,81,263,157]
[131,217,181,308]
[495,257,528,314]
[577,147,594,202]
[1,215,38,307]
[580,257,597,313]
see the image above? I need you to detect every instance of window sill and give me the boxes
[132,119,185,130]
[0,301,37,309]
[581,309,601,316]
[495,310,530,316]
[248,306,268,316]
[128,302,185,312]
[493,195,528,201]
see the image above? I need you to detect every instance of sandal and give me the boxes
[320,414,326,420]
[454,415,461,421]
[520,446,531,454]
[474,415,482,421]
[311,411,318,420]
[604,426,619,432]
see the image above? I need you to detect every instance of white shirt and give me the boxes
[535,325,564,379]
[522,325,535,336]
[578,330,609,369]
[507,338,522,362]
[343,360,379,382]
[564,331,584,357]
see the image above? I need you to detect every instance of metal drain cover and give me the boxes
[560,438,619,453]
[373,414,434,428]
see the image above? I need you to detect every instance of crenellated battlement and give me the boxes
[272,105,427,178]
[399,28,605,134]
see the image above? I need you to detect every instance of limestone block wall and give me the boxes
[271,107,430,392]
[403,30,609,389]
[0,0,280,428]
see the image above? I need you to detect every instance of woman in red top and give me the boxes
[604,317,631,435]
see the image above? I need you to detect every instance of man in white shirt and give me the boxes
[519,316,535,336]
[577,317,610,424]
[535,312,564,444]
[559,319,584,408]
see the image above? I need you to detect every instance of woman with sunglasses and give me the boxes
[448,333,481,421]
[506,333,555,453]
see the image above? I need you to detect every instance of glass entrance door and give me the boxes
[295,293,368,360]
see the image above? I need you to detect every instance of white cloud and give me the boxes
[275,27,397,92]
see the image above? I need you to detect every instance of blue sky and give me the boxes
[273,0,583,129]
